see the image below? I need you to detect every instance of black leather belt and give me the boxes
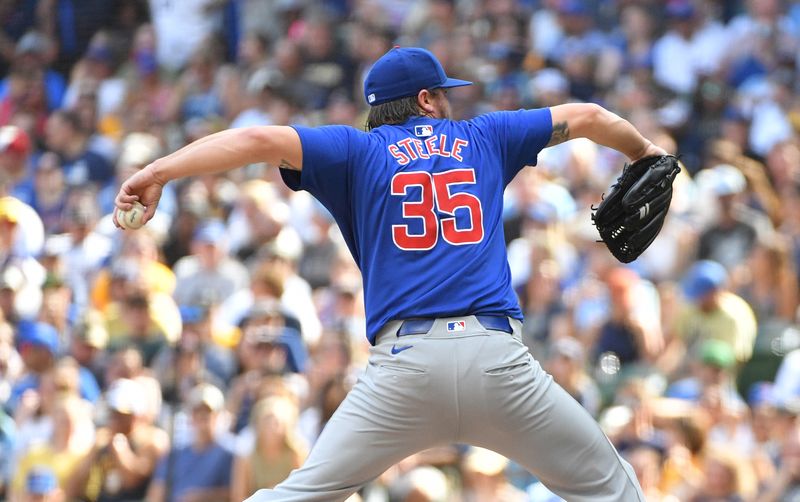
[397,315,513,336]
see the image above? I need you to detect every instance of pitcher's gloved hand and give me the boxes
[591,155,682,263]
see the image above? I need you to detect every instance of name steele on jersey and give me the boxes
[387,134,470,166]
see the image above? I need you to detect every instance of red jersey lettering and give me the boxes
[451,139,469,162]
[397,138,418,160]
[424,135,440,156]
[412,139,430,159]
[388,144,410,165]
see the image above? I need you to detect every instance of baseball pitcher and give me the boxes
[115,47,676,501]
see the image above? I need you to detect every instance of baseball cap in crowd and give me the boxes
[240,300,285,327]
[72,312,109,350]
[0,126,31,156]
[747,381,775,408]
[0,264,24,292]
[187,383,225,412]
[193,219,226,244]
[530,68,569,96]
[666,0,695,19]
[699,339,735,369]
[0,197,25,225]
[118,133,161,168]
[557,0,589,16]
[695,164,746,197]
[17,321,59,356]
[106,378,146,415]
[390,466,449,501]
[179,304,208,325]
[463,447,509,476]
[15,31,50,56]
[682,260,727,301]
[550,336,585,362]
[363,47,472,106]
[25,466,58,495]
[85,44,114,66]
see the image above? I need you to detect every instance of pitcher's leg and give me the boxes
[460,337,644,502]
[245,360,442,502]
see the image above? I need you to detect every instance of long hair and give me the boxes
[365,93,425,130]
[366,95,422,131]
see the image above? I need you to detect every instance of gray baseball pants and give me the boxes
[245,316,644,501]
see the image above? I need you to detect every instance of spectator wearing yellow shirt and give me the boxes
[659,260,756,377]
[90,230,175,313]
[98,259,181,362]
[10,396,92,501]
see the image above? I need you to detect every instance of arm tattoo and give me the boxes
[545,121,570,147]
[278,158,299,171]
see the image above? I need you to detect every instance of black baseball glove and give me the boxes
[591,155,681,263]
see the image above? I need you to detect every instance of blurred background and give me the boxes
[1,0,800,501]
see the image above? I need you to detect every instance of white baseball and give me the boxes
[117,201,146,230]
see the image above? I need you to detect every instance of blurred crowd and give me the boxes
[0,0,800,501]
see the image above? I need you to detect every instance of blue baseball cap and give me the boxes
[682,260,727,301]
[558,0,589,15]
[179,304,208,324]
[363,47,472,106]
[26,466,58,494]
[666,0,695,19]
[17,321,59,356]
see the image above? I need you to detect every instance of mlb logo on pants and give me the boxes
[447,321,465,332]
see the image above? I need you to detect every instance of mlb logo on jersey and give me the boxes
[414,125,433,137]
[447,321,466,332]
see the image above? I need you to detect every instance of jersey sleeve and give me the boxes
[279,125,354,218]
[471,108,553,185]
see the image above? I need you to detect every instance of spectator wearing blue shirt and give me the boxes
[44,109,113,189]
[146,383,234,502]
[7,321,58,414]
[67,313,107,404]
[0,31,66,112]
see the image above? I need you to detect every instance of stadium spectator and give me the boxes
[593,267,664,368]
[44,110,113,188]
[29,152,67,236]
[545,336,601,417]
[0,197,45,322]
[146,383,233,502]
[66,311,106,404]
[173,218,249,306]
[461,447,527,502]
[49,191,111,312]
[230,396,306,499]
[0,125,34,204]
[0,320,22,406]
[759,422,800,501]
[695,165,758,271]
[7,321,58,413]
[66,378,169,502]
[105,288,174,366]
[10,395,92,499]
[652,0,728,96]
[660,260,757,376]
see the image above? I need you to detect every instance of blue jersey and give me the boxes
[281,109,553,343]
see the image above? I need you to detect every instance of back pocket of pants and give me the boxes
[375,363,427,376]
[484,358,532,376]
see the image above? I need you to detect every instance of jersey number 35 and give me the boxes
[391,168,484,251]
